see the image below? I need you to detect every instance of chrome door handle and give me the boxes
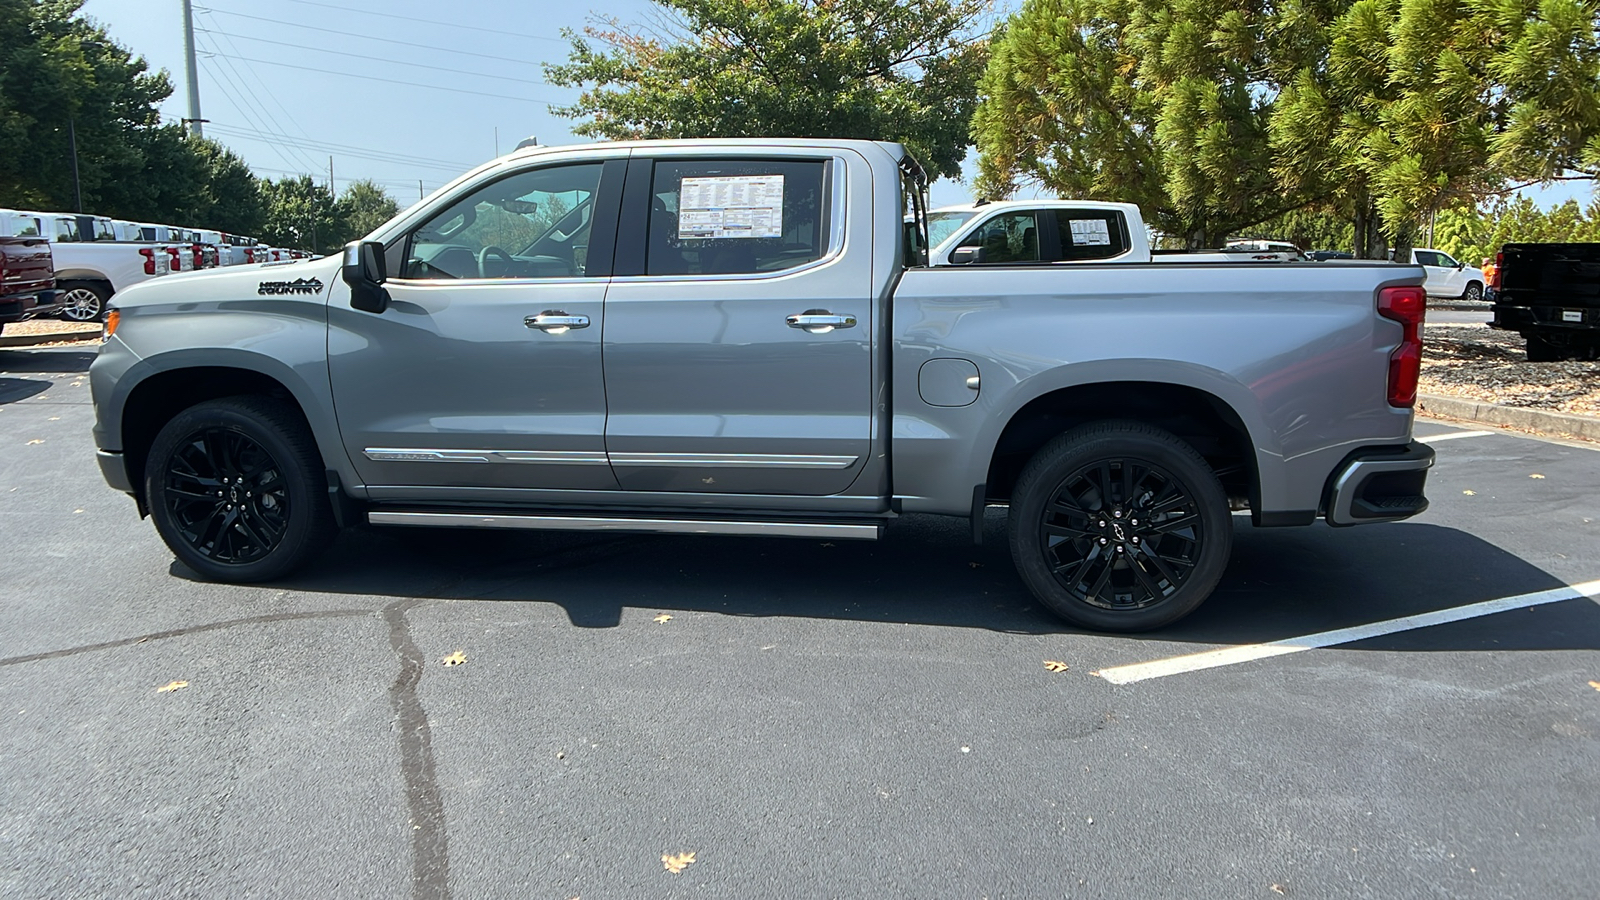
[786,310,857,334]
[525,310,590,334]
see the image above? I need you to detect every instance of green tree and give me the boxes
[974,0,1334,248]
[339,179,400,239]
[190,139,266,235]
[0,0,170,213]
[544,0,989,180]
[261,176,345,254]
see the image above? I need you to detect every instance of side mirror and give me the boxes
[949,246,985,265]
[343,241,390,314]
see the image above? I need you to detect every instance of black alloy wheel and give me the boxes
[146,396,337,582]
[1009,422,1232,632]
[163,427,289,564]
[1038,457,1203,611]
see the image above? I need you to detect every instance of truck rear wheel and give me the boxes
[57,280,110,322]
[145,396,336,582]
[1008,422,1232,632]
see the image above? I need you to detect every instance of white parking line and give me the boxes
[1094,578,1600,685]
[1418,430,1495,443]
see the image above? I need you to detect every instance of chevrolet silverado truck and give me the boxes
[89,139,1435,631]
[1489,242,1600,361]
[0,233,61,333]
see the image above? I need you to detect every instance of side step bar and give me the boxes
[367,510,881,540]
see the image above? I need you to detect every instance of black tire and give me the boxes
[57,280,110,322]
[1008,421,1233,632]
[1525,334,1564,362]
[145,396,337,582]
[1461,281,1483,303]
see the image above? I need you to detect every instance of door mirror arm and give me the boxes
[343,241,390,313]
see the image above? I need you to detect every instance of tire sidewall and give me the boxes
[145,401,325,582]
[1009,427,1233,632]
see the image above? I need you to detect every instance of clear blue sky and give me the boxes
[81,0,1590,214]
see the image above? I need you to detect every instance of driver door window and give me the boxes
[402,163,603,280]
[955,212,1041,263]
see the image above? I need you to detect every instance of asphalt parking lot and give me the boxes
[2,346,1597,899]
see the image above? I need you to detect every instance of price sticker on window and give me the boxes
[678,175,784,240]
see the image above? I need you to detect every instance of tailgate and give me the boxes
[0,238,54,294]
[1498,242,1600,310]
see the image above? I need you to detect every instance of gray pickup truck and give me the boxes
[89,138,1434,631]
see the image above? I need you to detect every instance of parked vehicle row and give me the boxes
[0,208,314,322]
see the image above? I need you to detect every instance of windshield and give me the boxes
[928,211,977,248]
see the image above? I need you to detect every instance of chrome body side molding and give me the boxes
[364,448,610,465]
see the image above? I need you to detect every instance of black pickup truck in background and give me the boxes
[0,235,60,335]
[1490,242,1600,361]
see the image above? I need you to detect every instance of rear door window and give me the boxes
[1050,210,1128,261]
[645,159,830,276]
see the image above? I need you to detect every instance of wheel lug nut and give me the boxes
[1099,537,1108,545]
[1113,509,1122,518]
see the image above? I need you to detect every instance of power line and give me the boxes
[197,11,332,172]
[195,27,557,88]
[196,7,553,66]
[198,53,324,173]
[206,123,475,172]
[229,0,569,45]
[201,50,565,104]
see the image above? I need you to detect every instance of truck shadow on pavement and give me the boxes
[0,349,95,405]
[221,512,1600,652]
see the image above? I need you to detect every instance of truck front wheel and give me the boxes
[57,280,110,322]
[145,396,337,582]
[1008,422,1232,632]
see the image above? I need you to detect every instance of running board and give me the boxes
[367,510,881,540]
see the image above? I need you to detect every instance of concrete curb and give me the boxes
[1418,394,1600,442]
[0,330,99,349]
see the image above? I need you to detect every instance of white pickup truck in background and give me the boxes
[925,200,1309,265]
[0,209,174,322]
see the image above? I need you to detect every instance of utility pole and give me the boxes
[495,126,499,157]
[418,180,424,201]
[329,156,335,193]
[68,118,83,213]
[180,0,205,136]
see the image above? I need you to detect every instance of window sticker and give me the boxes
[678,175,784,239]
[1069,218,1112,246]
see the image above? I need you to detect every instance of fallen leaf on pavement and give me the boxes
[1462,490,1476,495]
[441,650,467,667]
[662,851,696,874]
[653,614,673,624]
[156,680,188,693]
[1530,473,1545,479]
[26,439,43,445]
[1044,660,1070,672]
[1270,885,1286,895]
[1589,681,1600,691]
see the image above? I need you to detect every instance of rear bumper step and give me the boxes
[367,510,882,540]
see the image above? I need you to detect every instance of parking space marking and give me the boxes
[1094,578,1600,685]
[1418,430,1495,443]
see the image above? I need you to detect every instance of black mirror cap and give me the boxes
[949,246,983,265]
[342,241,390,313]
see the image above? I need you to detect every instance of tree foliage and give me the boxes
[978,0,1600,255]
[974,0,1334,247]
[339,178,401,239]
[544,0,990,180]
[1434,194,1600,265]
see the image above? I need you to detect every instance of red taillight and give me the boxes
[1378,285,1426,407]
[140,247,156,275]
[192,244,203,268]
[167,246,182,270]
